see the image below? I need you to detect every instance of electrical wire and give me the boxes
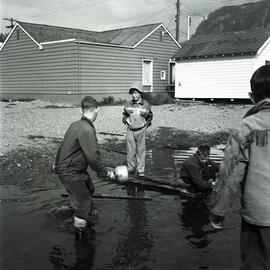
[133,5,175,27]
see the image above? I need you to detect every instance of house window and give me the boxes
[16,29,20,40]
[142,59,153,91]
[169,61,175,85]
[266,60,270,65]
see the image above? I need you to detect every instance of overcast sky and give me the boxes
[0,0,263,41]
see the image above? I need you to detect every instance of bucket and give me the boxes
[74,216,87,229]
[115,165,129,183]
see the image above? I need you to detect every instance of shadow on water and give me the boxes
[49,229,96,270]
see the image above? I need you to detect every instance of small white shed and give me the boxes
[173,27,270,99]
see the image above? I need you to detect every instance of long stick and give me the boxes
[61,193,152,201]
[99,146,127,155]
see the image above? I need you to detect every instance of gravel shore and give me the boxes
[0,100,251,155]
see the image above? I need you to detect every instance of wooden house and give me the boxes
[173,27,270,100]
[0,21,180,103]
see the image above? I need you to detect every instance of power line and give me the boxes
[166,8,176,29]
[14,0,108,20]
[118,4,175,27]
[181,3,206,18]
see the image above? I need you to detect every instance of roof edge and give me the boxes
[133,23,181,48]
[174,51,257,61]
[0,22,43,52]
[41,39,76,45]
[75,40,133,48]
[257,36,270,55]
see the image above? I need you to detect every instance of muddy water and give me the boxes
[0,148,241,270]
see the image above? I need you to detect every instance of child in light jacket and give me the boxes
[122,81,153,177]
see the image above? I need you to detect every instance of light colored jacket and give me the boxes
[209,99,270,226]
[122,99,153,131]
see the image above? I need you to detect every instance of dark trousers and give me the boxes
[58,172,95,221]
[241,219,270,270]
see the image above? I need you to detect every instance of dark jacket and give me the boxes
[55,116,108,178]
[180,154,219,191]
[122,99,153,131]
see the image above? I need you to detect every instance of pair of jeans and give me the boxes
[126,127,146,174]
[240,219,270,270]
[58,172,95,221]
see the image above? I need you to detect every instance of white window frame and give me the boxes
[168,60,176,92]
[142,59,153,92]
[160,71,166,80]
[168,60,176,85]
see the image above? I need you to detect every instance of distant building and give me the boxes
[173,27,270,100]
[0,22,180,103]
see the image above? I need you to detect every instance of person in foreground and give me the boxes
[54,96,115,231]
[209,65,270,269]
[180,144,219,193]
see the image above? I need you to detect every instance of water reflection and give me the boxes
[112,184,154,268]
[49,228,96,270]
[179,197,211,249]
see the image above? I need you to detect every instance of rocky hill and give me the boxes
[194,0,270,36]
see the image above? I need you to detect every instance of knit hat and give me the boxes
[129,81,143,94]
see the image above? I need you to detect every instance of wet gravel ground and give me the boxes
[0,100,251,155]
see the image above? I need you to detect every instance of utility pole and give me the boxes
[3,18,16,29]
[175,0,180,42]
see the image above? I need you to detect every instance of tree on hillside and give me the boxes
[0,33,8,42]
[194,0,270,36]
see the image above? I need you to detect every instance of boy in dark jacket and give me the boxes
[122,81,153,177]
[55,96,115,230]
[180,144,219,193]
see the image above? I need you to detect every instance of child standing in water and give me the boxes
[122,81,153,177]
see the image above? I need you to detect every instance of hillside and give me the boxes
[194,0,270,36]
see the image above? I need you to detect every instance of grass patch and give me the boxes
[1,98,35,102]
[42,104,78,109]
[98,96,127,106]
[143,93,175,105]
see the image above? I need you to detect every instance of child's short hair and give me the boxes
[197,144,210,155]
[81,96,98,112]
[250,65,270,99]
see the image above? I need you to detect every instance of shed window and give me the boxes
[16,29,20,40]
[142,59,153,86]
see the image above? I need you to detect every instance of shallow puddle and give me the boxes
[0,147,241,270]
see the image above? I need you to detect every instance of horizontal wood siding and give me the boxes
[175,56,254,99]
[255,38,270,69]
[79,26,179,96]
[0,27,78,98]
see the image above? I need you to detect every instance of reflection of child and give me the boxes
[122,81,153,177]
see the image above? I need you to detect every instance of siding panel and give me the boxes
[255,38,270,68]
[79,26,179,96]
[0,27,78,99]
[175,56,254,99]
[1,25,179,101]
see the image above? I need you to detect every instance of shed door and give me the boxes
[142,59,153,92]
